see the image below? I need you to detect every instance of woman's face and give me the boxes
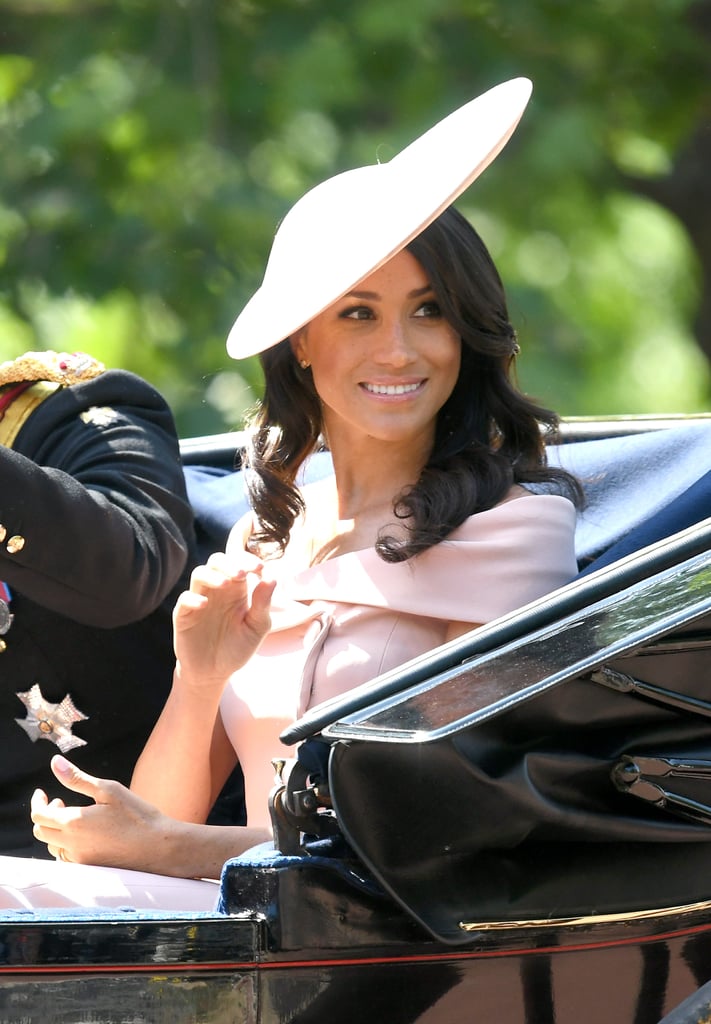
[292,249,461,452]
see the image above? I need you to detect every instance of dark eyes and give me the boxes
[413,301,442,318]
[340,301,441,321]
[341,306,373,320]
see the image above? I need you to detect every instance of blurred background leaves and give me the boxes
[1,0,710,436]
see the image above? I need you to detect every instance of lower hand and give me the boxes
[31,755,174,870]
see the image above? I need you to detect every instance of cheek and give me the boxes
[451,343,462,378]
[438,336,462,388]
[308,357,347,407]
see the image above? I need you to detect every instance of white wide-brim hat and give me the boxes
[227,77,532,360]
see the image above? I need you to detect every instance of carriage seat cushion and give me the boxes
[547,422,711,564]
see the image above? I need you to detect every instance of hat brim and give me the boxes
[227,77,533,360]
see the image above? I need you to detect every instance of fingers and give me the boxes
[173,590,208,615]
[30,765,135,864]
[33,797,85,861]
[251,577,276,611]
[246,578,277,632]
[174,551,272,631]
[30,786,73,849]
[49,755,108,802]
[187,564,244,603]
[190,551,264,598]
[30,788,49,814]
[172,550,276,683]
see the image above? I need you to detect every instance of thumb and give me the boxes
[50,755,105,803]
[246,578,276,631]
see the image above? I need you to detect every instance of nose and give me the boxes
[371,317,415,367]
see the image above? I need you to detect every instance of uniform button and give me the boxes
[0,525,6,542]
[6,536,25,554]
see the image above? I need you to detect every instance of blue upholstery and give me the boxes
[0,905,220,921]
[215,839,382,916]
[548,422,711,564]
[578,466,711,575]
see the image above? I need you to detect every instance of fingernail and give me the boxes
[53,755,71,774]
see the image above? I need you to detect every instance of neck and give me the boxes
[296,422,435,563]
[327,434,431,521]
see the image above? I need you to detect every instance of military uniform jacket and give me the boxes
[0,368,195,855]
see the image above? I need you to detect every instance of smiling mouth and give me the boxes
[362,381,424,396]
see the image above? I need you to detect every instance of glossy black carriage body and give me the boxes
[3,871,711,1022]
[4,415,711,1024]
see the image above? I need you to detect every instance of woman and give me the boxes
[0,77,582,910]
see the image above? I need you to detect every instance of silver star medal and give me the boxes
[15,684,88,753]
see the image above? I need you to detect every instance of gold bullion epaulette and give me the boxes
[0,351,105,388]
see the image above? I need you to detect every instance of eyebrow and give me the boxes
[346,284,434,301]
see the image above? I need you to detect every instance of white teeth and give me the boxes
[364,382,420,395]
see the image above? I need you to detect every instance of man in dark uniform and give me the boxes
[0,350,197,856]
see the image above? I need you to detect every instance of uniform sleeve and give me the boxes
[0,370,195,627]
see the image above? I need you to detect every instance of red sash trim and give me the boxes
[0,382,33,419]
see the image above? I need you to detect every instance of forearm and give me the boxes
[145,819,271,880]
[131,676,230,823]
[141,554,275,823]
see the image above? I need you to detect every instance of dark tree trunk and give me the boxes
[624,0,711,360]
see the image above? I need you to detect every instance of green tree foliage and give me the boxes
[1,0,709,435]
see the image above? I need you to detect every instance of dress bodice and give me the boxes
[220,492,577,827]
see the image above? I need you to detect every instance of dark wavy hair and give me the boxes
[244,206,582,561]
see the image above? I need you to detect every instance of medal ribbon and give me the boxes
[0,384,16,642]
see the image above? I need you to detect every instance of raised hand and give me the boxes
[172,551,276,695]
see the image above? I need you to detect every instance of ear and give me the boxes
[290,330,309,369]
